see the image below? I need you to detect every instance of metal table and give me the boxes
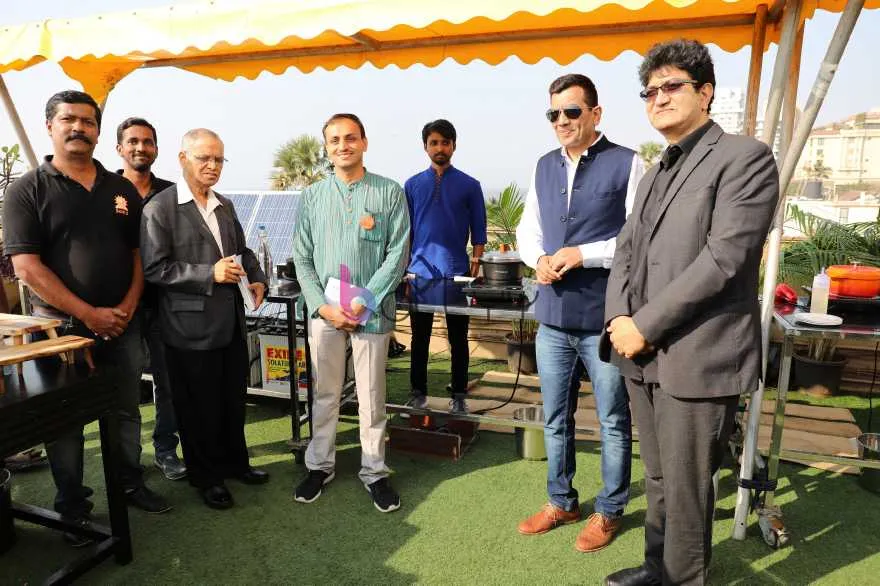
[736,304,880,548]
[265,281,312,462]
[391,278,588,432]
[0,359,132,583]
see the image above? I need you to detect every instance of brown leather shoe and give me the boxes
[518,503,581,535]
[575,512,622,553]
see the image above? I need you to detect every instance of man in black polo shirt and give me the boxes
[3,91,171,544]
[115,116,186,482]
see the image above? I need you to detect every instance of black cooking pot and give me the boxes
[480,253,524,286]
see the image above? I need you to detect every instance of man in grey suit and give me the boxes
[601,40,778,586]
[141,128,270,510]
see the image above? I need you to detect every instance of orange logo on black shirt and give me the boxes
[114,195,129,216]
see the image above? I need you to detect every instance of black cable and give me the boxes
[868,342,879,433]
[474,299,526,414]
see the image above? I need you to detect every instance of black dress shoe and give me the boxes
[201,485,234,510]
[236,468,270,485]
[605,565,661,586]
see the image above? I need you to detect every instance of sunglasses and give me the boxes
[639,79,700,102]
[545,105,594,123]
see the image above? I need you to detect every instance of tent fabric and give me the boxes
[1,0,877,101]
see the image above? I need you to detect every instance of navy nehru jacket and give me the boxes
[405,166,488,278]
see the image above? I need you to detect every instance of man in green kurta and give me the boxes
[292,113,410,513]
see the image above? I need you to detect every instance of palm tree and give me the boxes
[270,135,328,190]
[638,141,663,168]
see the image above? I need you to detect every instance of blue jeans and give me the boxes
[37,317,146,516]
[535,323,632,516]
[143,308,180,459]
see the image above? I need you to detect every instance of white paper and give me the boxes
[235,254,256,311]
[324,277,373,325]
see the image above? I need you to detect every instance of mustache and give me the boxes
[65,134,92,145]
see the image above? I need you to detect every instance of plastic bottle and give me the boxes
[810,267,830,314]
[256,226,277,287]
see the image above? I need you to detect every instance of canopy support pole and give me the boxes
[732,0,802,541]
[779,19,805,165]
[744,4,769,137]
[733,0,865,541]
[0,74,39,170]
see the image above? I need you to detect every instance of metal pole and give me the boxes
[779,0,864,194]
[761,0,803,148]
[0,74,39,170]
[733,0,866,541]
[732,0,803,541]
[744,4,769,137]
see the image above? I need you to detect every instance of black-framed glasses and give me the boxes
[639,79,700,102]
[545,105,594,123]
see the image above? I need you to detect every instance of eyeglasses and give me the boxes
[639,79,700,102]
[190,154,227,166]
[545,105,594,123]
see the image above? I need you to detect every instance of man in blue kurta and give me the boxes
[405,119,487,414]
[515,74,643,553]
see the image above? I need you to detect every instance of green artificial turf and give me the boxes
[3,355,880,584]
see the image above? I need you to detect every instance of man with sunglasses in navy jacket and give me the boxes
[515,74,643,554]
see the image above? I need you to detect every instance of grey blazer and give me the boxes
[601,122,779,398]
[140,185,268,351]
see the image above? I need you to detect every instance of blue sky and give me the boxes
[1,1,879,192]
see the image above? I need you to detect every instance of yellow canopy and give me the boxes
[1,0,876,101]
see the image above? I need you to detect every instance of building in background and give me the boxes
[712,87,784,157]
[794,108,880,189]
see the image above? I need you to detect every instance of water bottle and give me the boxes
[810,267,830,314]
[256,226,277,287]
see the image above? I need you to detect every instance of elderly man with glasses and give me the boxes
[515,74,643,553]
[140,128,271,511]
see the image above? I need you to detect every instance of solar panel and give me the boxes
[224,190,303,319]
[225,192,259,229]
[224,190,302,263]
[246,192,302,263]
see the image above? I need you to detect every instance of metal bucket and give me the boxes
[513,407,546,460]
[858,433,880,494]
[0,468,15,554]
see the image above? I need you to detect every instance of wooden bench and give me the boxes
[0,314,95,393]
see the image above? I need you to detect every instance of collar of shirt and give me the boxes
[664,119,714,168]
[559,132,603,205]
[176,175,222,213]
[116,169,167,198]
[41,155,108,186]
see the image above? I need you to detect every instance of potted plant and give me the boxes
[779,204,880,394]
[486,182,539,374]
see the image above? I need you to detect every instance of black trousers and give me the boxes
[625,379,738,586]
[164,332,251,489]
[409,311,470,395]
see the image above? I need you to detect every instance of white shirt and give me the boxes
[176,176,225,256]
[517,134,644,270]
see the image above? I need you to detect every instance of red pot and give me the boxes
[826,265,880,298]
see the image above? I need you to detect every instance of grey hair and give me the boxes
[181,128,222,151]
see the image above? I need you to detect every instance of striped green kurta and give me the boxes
[292,170,410,334]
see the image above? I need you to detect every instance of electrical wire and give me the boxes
[868,342,879,433]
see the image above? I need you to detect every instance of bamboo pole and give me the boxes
[0,74,38,170]
[779,20,805,164]
[744,4,769,137]
[733,0,866,541]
